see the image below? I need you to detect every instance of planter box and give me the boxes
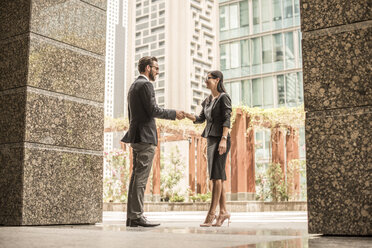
[103,201,307,212]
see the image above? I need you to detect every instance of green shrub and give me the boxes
[160,146,186,201]
[103,150,129,203]
[170,193,185,202]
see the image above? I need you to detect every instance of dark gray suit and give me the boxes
[194,93,232,180]
[194,93,232,138]
[121,75,176,220]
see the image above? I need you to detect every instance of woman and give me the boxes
[185,70,232,227]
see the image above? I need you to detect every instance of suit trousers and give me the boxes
[127,142,156,220]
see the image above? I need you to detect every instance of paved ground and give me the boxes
[0,211,370,248]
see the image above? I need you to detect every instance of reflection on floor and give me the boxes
[0,211,370,248]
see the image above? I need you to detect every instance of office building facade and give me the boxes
[219,0,305,191]
[104,0,128,154]
[127,0,219,113]
[104,0,129,178]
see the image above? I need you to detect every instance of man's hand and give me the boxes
[176,110,185,120]
[185,112,196,122]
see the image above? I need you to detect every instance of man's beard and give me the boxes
[149,71,156,81]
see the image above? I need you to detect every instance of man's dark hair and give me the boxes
[138,56,158,73]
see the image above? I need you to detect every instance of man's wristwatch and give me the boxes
[222,135,227,140]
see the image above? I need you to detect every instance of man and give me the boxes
[121,56,184,227]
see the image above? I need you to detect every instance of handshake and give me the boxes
[175,111,196,121]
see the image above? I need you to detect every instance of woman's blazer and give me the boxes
[194,93,232,138]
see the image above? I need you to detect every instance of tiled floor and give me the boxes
[0,211,370,248]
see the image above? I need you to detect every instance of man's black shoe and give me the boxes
[126,218,131,227]
[130,216,160,227]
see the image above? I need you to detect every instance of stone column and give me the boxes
[301,1,371,235]
[0,0,106,225]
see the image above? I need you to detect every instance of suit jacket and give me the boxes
[121,76,176,145]
[194,92,232,138]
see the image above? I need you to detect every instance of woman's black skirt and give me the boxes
[207,136,231,180]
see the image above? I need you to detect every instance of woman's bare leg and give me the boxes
[218,180,227,215]
[208,179,222,214]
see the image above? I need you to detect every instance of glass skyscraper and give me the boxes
[219,0,305,187]
[219,0,303,109]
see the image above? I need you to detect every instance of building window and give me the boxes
[241,79,251,107]
[220,44,229,70]
[277,74,285,107]
[252,37,261,74]
[262,35,272,72]
[285,72,297,107]
[240,39,250,67]
[263,76,274,108]
[252,0,260,33]
[252,78,262,107]
[285,31,295,69]
[230,42,240,68]
[297,71,303,103]
[229,3,239,29]
[219,5,228,30]
[239,0,249,27]
[225,81,241,106]
[283,0,293,27]
[273,33,284,70]
[272,0,282,29]
[261,0,271,31]
[298,30,302,67]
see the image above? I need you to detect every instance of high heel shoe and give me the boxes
[213,212,231,227]
[200,212,217,227]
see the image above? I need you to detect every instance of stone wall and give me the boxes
[0,0,106,225]
[300,0,371,235]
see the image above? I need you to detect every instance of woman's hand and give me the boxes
[185,112,196,122]
[218,139,227,155]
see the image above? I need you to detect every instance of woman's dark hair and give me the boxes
[138,56,158,73]
[209,70,226,93]
[205,70,226,104]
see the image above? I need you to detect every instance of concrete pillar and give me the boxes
[0,0,106,225]
[301,0,371,235]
